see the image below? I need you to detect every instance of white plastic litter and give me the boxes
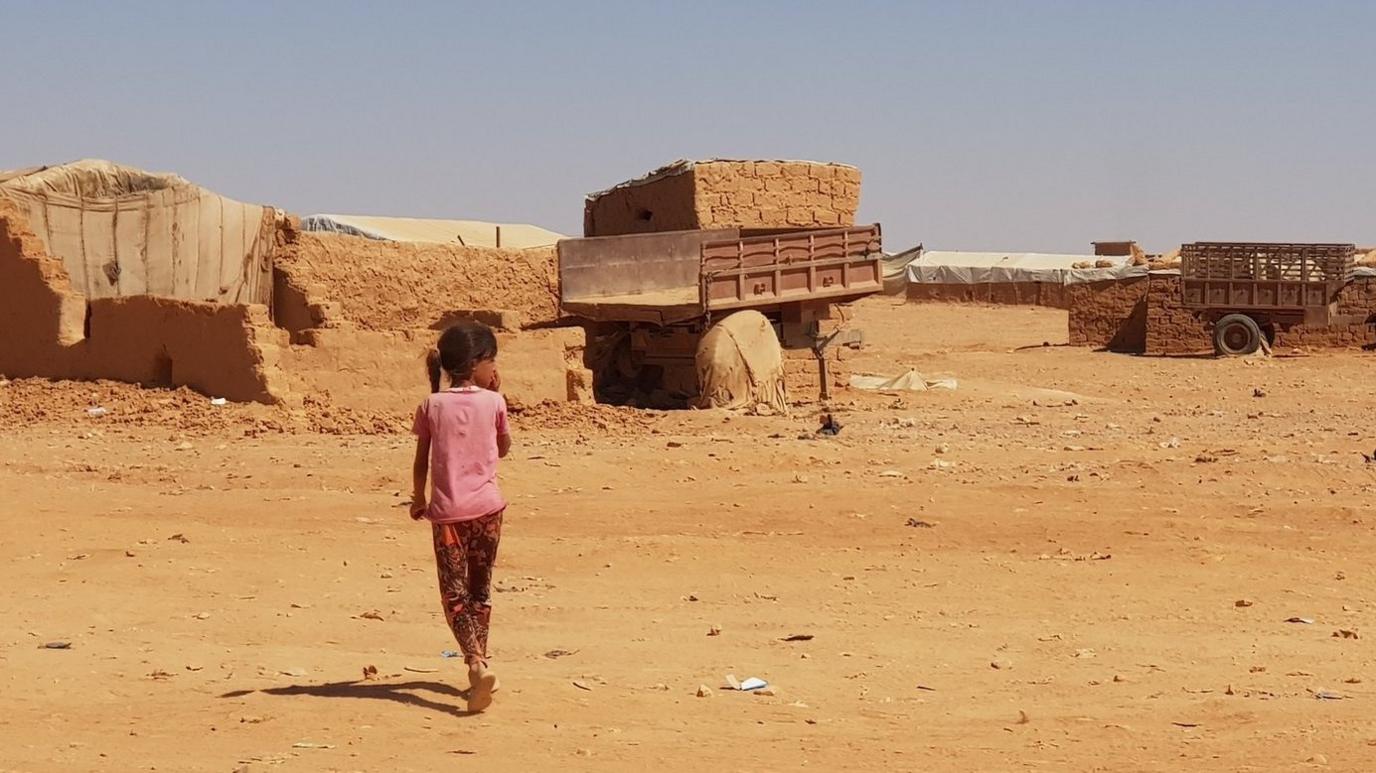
[85,407,107,417]
[209,397,228,406]
[850,371,957,392]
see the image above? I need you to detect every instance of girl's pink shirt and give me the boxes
[413,387,509,523]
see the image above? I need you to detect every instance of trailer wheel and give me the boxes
[1213,314,1262,356]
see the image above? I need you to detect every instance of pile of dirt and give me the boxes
[0,377,662,436]
[275,230,560,331]
[509,399,661,433]
[0,378,407,436]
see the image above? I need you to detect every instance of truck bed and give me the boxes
[559,225,883,325]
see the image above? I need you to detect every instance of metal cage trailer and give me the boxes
[1180,242,1359,355]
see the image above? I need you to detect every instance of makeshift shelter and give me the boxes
[0,160,277,304]
[301,214,564,250]
[904,250,1144,308]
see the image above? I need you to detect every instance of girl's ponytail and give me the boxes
[425,348,443,393]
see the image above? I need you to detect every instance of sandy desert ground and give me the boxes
[4,299,1376,772]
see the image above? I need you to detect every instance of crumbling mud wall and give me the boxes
[584,160,861,237]
[273,221,560,336]
[1,200,287,403]
[1067,277,1147,352]
[908,281,1071,309]
[280,326,586,417]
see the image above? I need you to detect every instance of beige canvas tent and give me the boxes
[0,160,277,304]
[301,213,564,249]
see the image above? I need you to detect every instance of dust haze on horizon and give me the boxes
[2,0,1372,254]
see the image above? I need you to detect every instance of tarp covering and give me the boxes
[302,213,564,250]
[0,160,275,304]
[692,310,788,414]
[882,245,923,294]
[907,250,1145,286]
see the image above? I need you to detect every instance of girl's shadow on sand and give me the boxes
[222,679,478,718]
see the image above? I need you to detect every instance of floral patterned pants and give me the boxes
[431,511,502,664]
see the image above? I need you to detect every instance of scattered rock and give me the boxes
[362,665,378,680]
[905,518,937,529]
[544,649,576,659]
[40,641,72,650]
[357,610,385,621]
[707,626,722,637]
[991,659,1012,670]
[572,680,593,691]
[1334,629,1360,640]
[696,684,713,698]
[1235,599,1254,608]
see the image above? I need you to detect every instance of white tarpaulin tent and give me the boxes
[302,213,564,250]
[0,160,277,304]
[907,250,1146,286]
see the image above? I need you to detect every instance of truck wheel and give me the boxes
[1213,314,1262,356]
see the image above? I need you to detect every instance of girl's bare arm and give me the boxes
[497,432,512,459]
[411,436,431,518]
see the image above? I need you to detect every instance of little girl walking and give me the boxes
[410,321,512,713]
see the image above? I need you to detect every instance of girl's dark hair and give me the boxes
[426,321,498,392]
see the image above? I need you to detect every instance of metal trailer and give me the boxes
[1180,242,1357,355]
[558,225,884,402]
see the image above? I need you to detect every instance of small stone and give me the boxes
[991,659,1012,671]
[1307,754,1327,765]
[696,684,713,698]
[1235,599,1254,608]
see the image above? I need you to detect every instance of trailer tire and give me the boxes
[1213,314,1262,356]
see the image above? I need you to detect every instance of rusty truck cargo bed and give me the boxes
[559,225,883,325]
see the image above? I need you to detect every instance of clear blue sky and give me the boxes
[3,0,1372,253]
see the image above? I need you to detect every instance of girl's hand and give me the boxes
[409,498,428,520]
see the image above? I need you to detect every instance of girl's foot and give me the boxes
[467,662,498,713]
[467,663,501,694]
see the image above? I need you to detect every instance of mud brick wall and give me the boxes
[584,160,861,237]
[1145,273,1212,354]
[1337,277,1376,317]
[1066,277,1147,352]
[272,222,560,335]
[1273,278,1376,349]
[907,281,1070,309]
